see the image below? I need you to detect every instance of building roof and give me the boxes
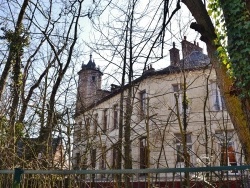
[75,37,211,117]
[75,49,210,117]
[182,51,210,68]
[82,54,96,69]
[80,54,103,76]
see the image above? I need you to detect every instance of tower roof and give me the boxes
[82,54,97,70]
[80,54,103,76]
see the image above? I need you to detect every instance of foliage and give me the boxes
[0,116,8,142]
[208,0,250,97]
[0,25,30,57]
[1,24,30,113]
[15,122,25,137]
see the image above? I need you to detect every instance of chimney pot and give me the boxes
[169,43,180,66]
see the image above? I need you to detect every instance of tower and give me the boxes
[76,54,103,113]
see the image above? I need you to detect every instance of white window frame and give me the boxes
[113,104,118,130]
[84,118,90,136]
[172,84,189,114]
[75,152,81,168]
[175,133,192,168]
[210,81,225,111]
[103,109,108,133]
[139,137,148,169]
[215,131,239,174]
[74,121,82,142]
[100,147,106,178]
[90,148,97,169]
[112,144,118,169]
[140,90,147,116]
[93,114,98,135]
[100,147,106,169]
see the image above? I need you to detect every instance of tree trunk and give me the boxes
[182,0,250,163]
[0,0,29,99]
[39,1,82,166]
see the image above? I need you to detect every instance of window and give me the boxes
[75,121,82,142]
[90,149,96,169]
[112,144,118,169]
[215,131,237,167]
[103,109,108,133]
[92,76,96,82]
[82,156,87,170]
[211,82,225,111]
[173,84,184,113]
[76,152,81,168]
[140,137,148,169]
[100,147,106,178]
[175,133,192,166]
[140,90,147,116]
[100,147,106,169]
[93,114,98,135]
[113,104,118,130]
[84,118,90,136]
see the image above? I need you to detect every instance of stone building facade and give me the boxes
[73,38,243,172]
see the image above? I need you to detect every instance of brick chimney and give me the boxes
[169,42,180,66]
[181,36,202,58]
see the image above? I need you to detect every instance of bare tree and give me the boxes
[72,1,246,188]
[0,0,100,170]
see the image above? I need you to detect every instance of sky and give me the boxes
[0,0,207,91]
[0,0,210,143]
[0,0,208,116]
[77,0,208,89]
